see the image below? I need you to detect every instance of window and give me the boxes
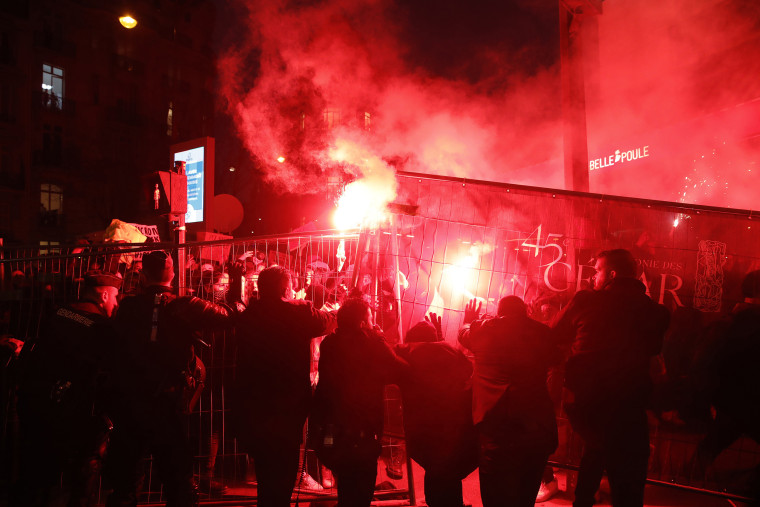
[167,101,173,136]
[40,183,63,213]
[323,108,341,129]
[42,124,62,163]
[42,63,64,109]
[39,240,60,255]
[40,183,63,227]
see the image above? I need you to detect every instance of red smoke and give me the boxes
[587,0,760,210]
[218,0,760,212]
[218,0,563,199]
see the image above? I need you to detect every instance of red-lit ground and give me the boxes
[455,466,747,507]
[222,459,749,506]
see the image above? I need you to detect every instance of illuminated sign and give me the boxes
[173,147,205,224]
[589,145,650,171]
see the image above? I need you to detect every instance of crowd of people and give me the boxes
[0,246,759,507]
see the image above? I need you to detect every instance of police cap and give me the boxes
[83,270,123,289]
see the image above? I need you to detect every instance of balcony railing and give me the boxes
[38,210,65,228]
[33,91,76,115]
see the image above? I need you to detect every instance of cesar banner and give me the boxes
[389,171,760,497]
[391,171,759,339]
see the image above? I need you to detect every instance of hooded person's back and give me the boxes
[395,321,477,477]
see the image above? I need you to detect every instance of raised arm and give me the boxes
[458,298,482,350]
[425,312,443,341]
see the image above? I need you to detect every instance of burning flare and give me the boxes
[429,243,492,317]
[447,254,479,298]
[330,138,398,230]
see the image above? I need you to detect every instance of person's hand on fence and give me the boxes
[425,312,443,341]
[463,299,482,325]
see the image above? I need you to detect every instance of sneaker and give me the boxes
[297,472,325,492]
[536,479,559,503]
[197,477,228,496]
[385,454,404,480]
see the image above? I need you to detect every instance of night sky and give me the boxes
[397,0,559,81]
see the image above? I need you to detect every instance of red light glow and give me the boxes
[330,138,398,231]
[333,179,390,230]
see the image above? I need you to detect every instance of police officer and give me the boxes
[104,251,235,507]
[14,270,122,507]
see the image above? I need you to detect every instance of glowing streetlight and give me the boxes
[276,156,285,163]
[119,15,138,29]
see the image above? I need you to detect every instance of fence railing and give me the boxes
[2,226,759,503]
[0,232,414,505]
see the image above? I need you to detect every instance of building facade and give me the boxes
[0,0,216,248]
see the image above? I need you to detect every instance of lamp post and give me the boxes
[119,15,138,29]
[559,0,602,192]
[559,0,602,290]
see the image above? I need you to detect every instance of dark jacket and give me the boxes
[394,341,477,477]
[459,312,558,429]
[311,327,407,445]
[111,286,233,418]
[234,297,336,439]
[19,301,112,424]
[714,302,760,440]
[552,277,670,408]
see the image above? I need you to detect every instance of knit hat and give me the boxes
[142,250,174,284]
[405,320,438,343]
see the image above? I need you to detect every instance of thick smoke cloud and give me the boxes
[218,0,564,203]
[218,0,760,213]
[588,0,760,209]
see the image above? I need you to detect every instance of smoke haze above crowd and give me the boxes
[217,0,760,212]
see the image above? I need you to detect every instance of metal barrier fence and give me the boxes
[391,170,760,502]
[2,217,760,503]
[0,233,414,505]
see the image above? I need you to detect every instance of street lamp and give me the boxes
[119,15,138,29]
